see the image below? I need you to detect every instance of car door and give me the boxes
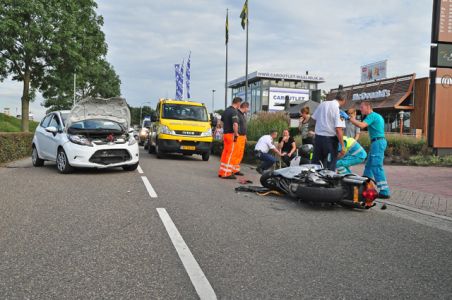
[43,114,64,161]
[35,114,53,159]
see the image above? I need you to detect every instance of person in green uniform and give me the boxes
[349,101,390,198]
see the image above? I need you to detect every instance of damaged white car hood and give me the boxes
[66,97,131,129]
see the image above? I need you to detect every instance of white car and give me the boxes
[32,97,139,174]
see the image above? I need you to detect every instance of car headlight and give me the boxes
[158,125,175,135]
[67,134,93,147]
[128,136,137,145]
[200,128,212,137]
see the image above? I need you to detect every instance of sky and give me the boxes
[0,0,433,120]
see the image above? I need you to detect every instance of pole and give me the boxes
[225,8,229,110]
[245,3,249,102]
[212,89,216,113]
[73,71,76,106]
[140,106,143,127]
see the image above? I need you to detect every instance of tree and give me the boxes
[42,59,121,112]
[0,0,109,131]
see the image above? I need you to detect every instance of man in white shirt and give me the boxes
[254,130,284,174]
[311,93,346,170]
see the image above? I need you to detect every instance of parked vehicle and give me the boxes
[147,99,212,161]
[32,97,139,174]
[260,164,378,209]
[139,117,151,147]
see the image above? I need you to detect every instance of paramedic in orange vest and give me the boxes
[218,97,242,179]
[232,101,250,176]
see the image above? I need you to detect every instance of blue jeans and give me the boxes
[364,139,390,196]
[312,135,339,170]
[256,151,276,171]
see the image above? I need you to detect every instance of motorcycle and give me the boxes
[260,164,378,209]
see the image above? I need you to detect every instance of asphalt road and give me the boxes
[1,148,451,299]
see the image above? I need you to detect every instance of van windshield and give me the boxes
[162,104,208,121]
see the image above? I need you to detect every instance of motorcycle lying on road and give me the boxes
[260,164,379,209]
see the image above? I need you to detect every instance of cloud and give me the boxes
[0,0,433,119]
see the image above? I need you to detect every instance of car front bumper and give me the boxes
[64,142,139,168]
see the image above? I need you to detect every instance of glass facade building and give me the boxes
[228,71,325,114]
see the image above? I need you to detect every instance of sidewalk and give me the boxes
[238,162,452,218]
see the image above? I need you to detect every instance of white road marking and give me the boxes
[141,176,158,198]
[137,165,144,174]
[157,208,217,300]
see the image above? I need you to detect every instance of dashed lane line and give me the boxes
[137,165,144,174]
[141,176,158,198]
[157,208,217,300]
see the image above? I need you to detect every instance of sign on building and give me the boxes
[360,60,387,83]
[268,87,309,111]
[432,0,452,43]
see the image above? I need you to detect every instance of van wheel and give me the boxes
[123,162,139,171]
[155,142,163,159]
[56,148,74,174]
[32,146,44,167]
[202,152,210,161]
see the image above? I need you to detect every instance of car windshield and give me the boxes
[60,112,69,125]
[68,119,124,133]
[162,104,208,121]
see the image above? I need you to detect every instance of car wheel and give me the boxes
[155,142,163,159]
[123,162,139,171]
[201,152,210,161]
[31,146,44,167]
[56,148,74,174]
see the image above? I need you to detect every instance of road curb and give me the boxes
[376,199,452,222]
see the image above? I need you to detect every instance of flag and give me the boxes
[186,53,191,99]
[175,64,182,100]
[225,10,229,44]
[240,0,248,30]
[179,59,184,99]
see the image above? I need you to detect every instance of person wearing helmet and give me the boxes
[336,136,367,175]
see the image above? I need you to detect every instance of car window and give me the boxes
[40,114,53,128]
[49,114,61,130]
[60,113,69,125]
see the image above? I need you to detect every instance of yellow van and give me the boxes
[147,99,213,161]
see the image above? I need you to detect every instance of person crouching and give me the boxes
[336,136,367,175]
[254,130,284,174]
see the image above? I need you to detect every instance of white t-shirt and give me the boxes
[255,135,276,153]
[311,100,345,137]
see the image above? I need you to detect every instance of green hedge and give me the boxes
[358,133,431,159]
[247,112,290,142]
[0,132,34,164]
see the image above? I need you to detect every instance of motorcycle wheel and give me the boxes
[260,172,284,193]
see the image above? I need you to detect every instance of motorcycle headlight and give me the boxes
[200,128,212,137]
[158,125,175,135]
[67,134,93,147]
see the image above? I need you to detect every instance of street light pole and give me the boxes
[212,89,216,113]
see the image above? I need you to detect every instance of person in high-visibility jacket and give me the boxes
[232,101,249,175]
[218,97,242,179]
[336,136,367,175]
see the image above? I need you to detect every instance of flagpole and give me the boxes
[225,8,229,109]
[245,1,249,103]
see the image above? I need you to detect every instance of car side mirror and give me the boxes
[45,126,58,134]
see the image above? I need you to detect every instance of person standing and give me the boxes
[254,130,284,174]
[344,108,360,140]
[311,93,347,170]
[278,129,296,167]
[299,106,316,145]
[349,101,390,198]
[232,101,249,176]
[218,97,242,179]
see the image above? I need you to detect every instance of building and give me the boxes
[326,74,430,137]
[228,71,325,113]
